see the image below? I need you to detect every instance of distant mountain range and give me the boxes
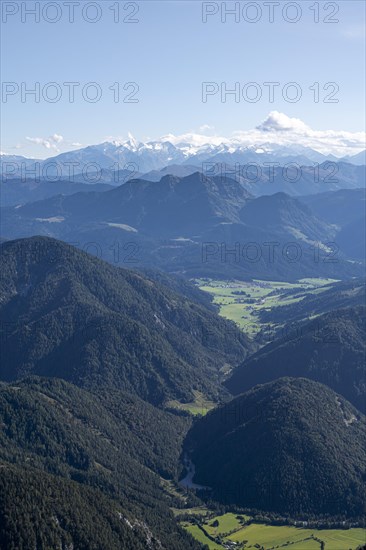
[300,188,366,226]
[300,189,366,260]
[1,173,364,281]
[0,178,114,207]
[1,140,365,183]
[143,161,366,197]
[342,150,366,165]
[1,156,364,210]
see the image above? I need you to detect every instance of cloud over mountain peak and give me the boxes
[256,111,310,133]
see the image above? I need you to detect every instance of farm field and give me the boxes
[181,512,366,549]
[205,513,251,536]
[195,277,338,338]
[228,523,366,548]
[165,390,216,415]
[184,524,222,549]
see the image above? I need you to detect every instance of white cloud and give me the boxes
[256,111,309,133]
[198,124,215,133]
[26,134,64,152]
[51,134,64,144]
[18,113,366,159]
[162,112,366,157]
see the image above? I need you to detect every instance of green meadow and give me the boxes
[165,390,216,415]
[228,523,366,549]
[165,278,339,414]
[181,512,366,549]
[196,278,337,338]
[184,524,222,549]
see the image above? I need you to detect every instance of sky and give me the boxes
[1,0,365,158]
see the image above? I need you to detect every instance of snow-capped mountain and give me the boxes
[1,139,365,181]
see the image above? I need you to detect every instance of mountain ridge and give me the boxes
[2,140,365,179]
[0,236,251,405]
[226,305,366,412]
[1,174,363,281]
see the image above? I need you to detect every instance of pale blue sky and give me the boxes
[1,0,365,157]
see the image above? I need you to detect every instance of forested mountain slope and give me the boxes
[186,378,366,517]
[226,306,366,412]
[0,237,251,405]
